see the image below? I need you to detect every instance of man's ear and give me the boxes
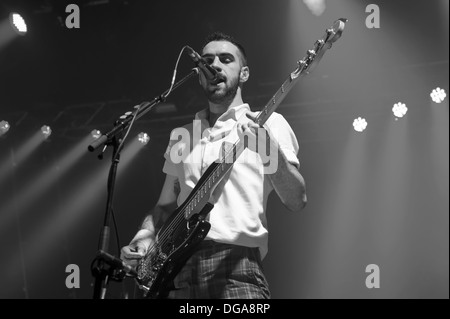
[240,66,250,83]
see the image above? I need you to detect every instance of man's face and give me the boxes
[200,40,244,104]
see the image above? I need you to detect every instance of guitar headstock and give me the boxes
[291,18,348,79]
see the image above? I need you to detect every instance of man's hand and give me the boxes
[120,243,146,269]
[237,111,273,154]
[120,229,154,269]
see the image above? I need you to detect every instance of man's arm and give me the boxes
[239,112,307,213]
[120,174,180,266]
[267,148,307,213]
[140,174,180,235]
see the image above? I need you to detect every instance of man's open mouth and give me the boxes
[212,74,226,84]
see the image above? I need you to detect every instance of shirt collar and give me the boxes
[195,103,250,123]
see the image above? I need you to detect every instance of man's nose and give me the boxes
[210,56,222,71]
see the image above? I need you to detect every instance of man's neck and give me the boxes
[208,93,244,127]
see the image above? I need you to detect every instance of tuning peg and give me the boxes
[295,59,309,75]
[315,39,325,47]
[307,50,316,60]
[297,59,307,68]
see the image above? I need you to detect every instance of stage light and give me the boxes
[0,120,10,136]
[0,135,91,232]
[41,125,52,139]
[9,13,27,35]
[392,102,408,119]
[303,0,326,16]
[430,87,447,103]
[91,129,101,139]
[138,132,150,145]
[353,117,367,132]
[4,137,146,278]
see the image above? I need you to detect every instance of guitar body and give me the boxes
[136,205,213,299]
[135,162,224,298]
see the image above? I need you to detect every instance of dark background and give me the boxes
[0,0,448,299]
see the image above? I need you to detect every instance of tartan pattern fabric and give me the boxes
[166,240,271,299]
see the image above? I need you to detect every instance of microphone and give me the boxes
[98,250,137,277]
[185,46,221,83]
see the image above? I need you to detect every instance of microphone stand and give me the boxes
[89,68,198,299]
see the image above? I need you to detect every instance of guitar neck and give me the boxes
[255,67,305,127]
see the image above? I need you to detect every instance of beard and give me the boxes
[203,76,240,105]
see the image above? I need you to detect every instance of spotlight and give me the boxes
[303,0,326,16]
[41,125,52,139]
[353,117,367,132]
[0,120,10,136]
[138,132,150,145]
[430,87,447,103]
[9,13,27,36]
[91,129,101,139]
[392,102,408,119]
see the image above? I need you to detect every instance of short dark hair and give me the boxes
[201,31,248,67]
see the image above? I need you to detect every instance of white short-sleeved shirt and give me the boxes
[162,103,299,259]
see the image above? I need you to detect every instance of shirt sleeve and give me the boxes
[265,112,300,169]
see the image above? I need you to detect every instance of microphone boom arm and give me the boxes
[88,67,199,152]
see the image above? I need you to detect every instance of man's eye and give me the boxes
[220,57,232,63]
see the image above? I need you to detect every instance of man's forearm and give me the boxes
[268,148,307,213]
[140,203,177,236]
[130,204,174,247]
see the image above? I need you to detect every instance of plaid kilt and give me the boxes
[165,240,271,299]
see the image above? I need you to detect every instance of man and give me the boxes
[121,32,307,298]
